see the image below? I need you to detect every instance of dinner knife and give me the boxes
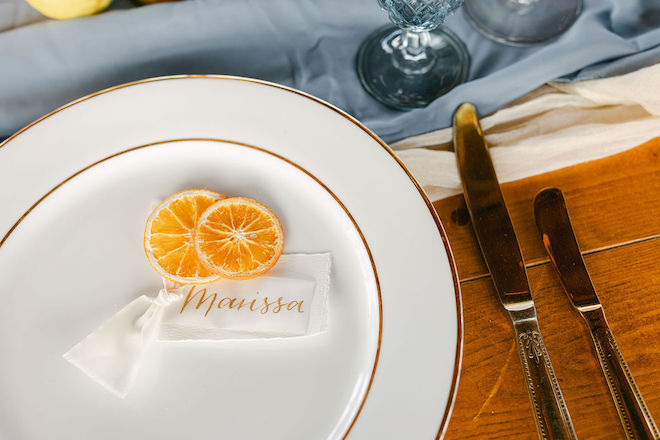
[454,103,577,440]
[534,187,660,440]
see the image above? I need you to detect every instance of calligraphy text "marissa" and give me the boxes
[180,286,305,317]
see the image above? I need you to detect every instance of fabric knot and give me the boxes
[153,288,179,307]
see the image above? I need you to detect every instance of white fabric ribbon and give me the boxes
[63,289,177,397]
[63,253,331,398]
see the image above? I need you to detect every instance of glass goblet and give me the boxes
[356,0,470,110]
[463,0,582,45]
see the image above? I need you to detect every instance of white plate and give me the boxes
[0,76,462,440]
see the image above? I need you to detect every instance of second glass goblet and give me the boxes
[357,0,470,110]
[463,0,582,45]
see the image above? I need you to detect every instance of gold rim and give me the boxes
[0,75,463,439]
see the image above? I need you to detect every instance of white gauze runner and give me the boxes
[393,63,660,201]
[63,253,331,398]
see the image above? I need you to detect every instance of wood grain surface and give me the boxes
[435,137,660,439]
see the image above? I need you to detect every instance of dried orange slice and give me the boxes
[144,189,225,284]
[194,197,284,280]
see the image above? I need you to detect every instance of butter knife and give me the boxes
[454,103,577,440]
[534,187,660,440]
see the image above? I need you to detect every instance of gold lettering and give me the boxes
[181,287,306,317]
[195,289,217,317]
[217,297,232,309]
[235,298,247,310]
[286,300,304,313]
[180,286,200,314]
[272,297,285,313]
[260,297,271,314]
[249,292,259,311]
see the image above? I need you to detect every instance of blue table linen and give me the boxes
[1,0,659,143]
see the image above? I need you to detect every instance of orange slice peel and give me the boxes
[144,189,225,284]
[194,197,284,280]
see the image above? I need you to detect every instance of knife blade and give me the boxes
[534,187,660,440]
[454,103,577,440]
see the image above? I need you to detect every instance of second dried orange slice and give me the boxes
[144,189,225,284]
[194,197,284,280]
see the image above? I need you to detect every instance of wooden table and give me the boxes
[434,137,660,439]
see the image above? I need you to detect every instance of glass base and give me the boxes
[463,0,582,46]
[356,25,470,110]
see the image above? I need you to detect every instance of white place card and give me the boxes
[63,253,331,397]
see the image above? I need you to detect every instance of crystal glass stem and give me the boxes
[357,0,469,109]
[392,30,435,75]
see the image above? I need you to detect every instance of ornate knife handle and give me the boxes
[582,307,660,440]
[510,307,577,440]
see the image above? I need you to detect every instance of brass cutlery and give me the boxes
[454,103,577,440]
[534,187,660,440]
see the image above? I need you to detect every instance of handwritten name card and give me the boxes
[63,253,331,397]
[160,276,316,340]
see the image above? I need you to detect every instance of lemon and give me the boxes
[25,0,112,20]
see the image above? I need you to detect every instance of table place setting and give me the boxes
[1,0,660,439]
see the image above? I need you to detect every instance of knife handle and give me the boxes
[510,308,577,440]
[581,307,660,440]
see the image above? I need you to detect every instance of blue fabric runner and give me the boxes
[1,0,659,143]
